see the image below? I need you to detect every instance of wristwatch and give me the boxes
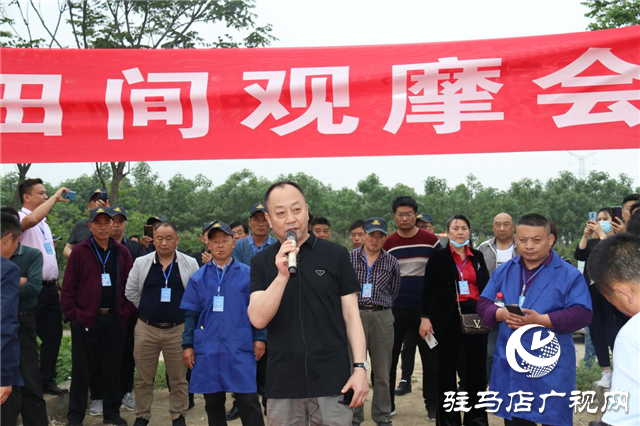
[353,362,370,371]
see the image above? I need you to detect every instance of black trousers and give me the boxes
[68,313,125,423]
[436,303,488,426]
[389,307,438,413]
[90,313,138,399]
[1,314,48,426]
[204,392,264,426]
[505,417,552,426]
[589,285,628,368]
[400,331,417,381]
[35,283,62,384]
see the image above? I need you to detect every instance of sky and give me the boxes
[2,0,639,192]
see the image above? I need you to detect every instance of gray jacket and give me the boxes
[477,236,518,276]
[125,250,200,308]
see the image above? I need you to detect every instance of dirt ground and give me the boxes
[63,339,603,426]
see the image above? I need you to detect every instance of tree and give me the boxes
[11,163,32,208]
[582,0,640,30]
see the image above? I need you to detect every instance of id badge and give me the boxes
[458,280,470,295]
[44,242,54,255]
[518,295,525,308]
[362,283,373,298]
[101,273,112,287]
[213,296,224,312]
[160,288,171,303]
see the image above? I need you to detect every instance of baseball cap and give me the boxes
[365,217,388,235]
[202,220,216,235]
[249,202,268,217]
[146,216,166,225]
[88,207,113,222]
[89,188,108,200]
[207,221,233,239]
[416,213,434,224]
[110,206,128,220]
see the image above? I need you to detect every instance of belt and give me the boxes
[358,304,389,312]
[139,317,185,330]
[42,280,58,286]
[19,311,35,316]
[99,308,115,314]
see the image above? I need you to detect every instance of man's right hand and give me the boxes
[140,236,152,249]
[53,187,70,203]
[183,348,195,370]
[0,386,12,405]
[275,239,299,279]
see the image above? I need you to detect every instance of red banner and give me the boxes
[1,26,639,164]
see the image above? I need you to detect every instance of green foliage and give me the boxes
[154,361,167,390]
[575,358,603,391]
[583,0,640,30]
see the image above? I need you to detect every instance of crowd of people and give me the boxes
[1,178,640,426]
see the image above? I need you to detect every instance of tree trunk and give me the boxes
[108,162,129,206]
[12,163,32,209]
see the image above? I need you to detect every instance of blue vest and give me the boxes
[480,251,591,426]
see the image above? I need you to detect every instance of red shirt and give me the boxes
[450,244,479,302]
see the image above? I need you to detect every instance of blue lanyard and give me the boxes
[21,209,48,241]
[212,261,229,295]
[250,236,265,256]
[363,249,378,283]
[90,237,111,273]
[455,258,468,281]
[162,258,175,288]
[521,264,546,297]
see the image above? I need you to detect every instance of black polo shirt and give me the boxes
[250,233,360,399]
[89,237,117,309]
[139,253,185,323]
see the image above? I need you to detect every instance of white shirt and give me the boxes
[19,207,59,281]
[603,312,640,426]
[496,245,514,268]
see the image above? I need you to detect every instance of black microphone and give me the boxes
[286,230,297,276]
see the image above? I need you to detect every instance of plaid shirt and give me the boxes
[349,247,401,308]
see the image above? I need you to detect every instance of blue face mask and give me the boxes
[450,239,469,248]
[599,220,612,234]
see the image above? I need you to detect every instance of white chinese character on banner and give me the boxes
[475,391,503,413]
[105,67,209,140]
[241,67,359,136]
[506,390,535,413]
[442,391,457,413]
[538,390,566,413]
[569,390,598,413]
[533,48,640,128]
[384,57,504,134]
[602,391,629,413]
[0,74,62,135]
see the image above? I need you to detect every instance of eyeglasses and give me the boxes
[395,212,415,219]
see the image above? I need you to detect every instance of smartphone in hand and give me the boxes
[339,389,354,405]
[506,304,524,316]
[65,191,76,201]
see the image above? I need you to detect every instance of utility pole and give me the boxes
[567,152,596,180]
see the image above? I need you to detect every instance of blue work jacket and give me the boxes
[480,251,592,426]
[180,259,257,394]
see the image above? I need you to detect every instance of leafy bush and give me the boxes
[576,358,603,391]
[55,336,72,384]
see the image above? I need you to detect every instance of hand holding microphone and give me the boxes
[275,230,299,278]
[286,230,298,276]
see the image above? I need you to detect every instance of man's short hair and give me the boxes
[311,217,330,228]
[623,194,640,205]
[588,233,640,296]
[627,211,640,237]
[392,196,418,214]
[18,178,43,204]
[264,181,306,211]
[230,221,248,234]
[154,221,178,234]
[349,220,365,232]
[516,213,551,235]
[548,221,558,247]
[1,212,22,240]
[629,201,640,216]
[0,206,19,220]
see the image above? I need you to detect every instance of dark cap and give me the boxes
[89,188,108,200]
[416,213,433,224]
[146,216,165,225]
[207,221,233,239]
[249,202,268,217]
[365,217,388,235]
[88,207,113,222]
[110,206,127,220]
[202,220,216,235]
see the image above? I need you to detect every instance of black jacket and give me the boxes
[421,244,490,334]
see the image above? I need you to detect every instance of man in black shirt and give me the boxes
[248,181,369,425]
[125,222,199,426]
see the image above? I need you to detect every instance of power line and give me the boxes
[567,151,596,179]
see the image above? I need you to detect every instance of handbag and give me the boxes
[454,276,490,335]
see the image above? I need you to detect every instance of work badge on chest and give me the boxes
[458,280,470,295]
[362,283,373,298]
[44,242,54,255]
[213,296,224,312]
[161,288,172,303]
[101,273,112,287]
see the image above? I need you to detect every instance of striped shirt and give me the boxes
[349,247,401,308]
[383,229,442,308]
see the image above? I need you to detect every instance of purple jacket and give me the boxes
[61,237,134,329]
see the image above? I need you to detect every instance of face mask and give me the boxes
[599,220,612,234]
[450,239,469,248]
